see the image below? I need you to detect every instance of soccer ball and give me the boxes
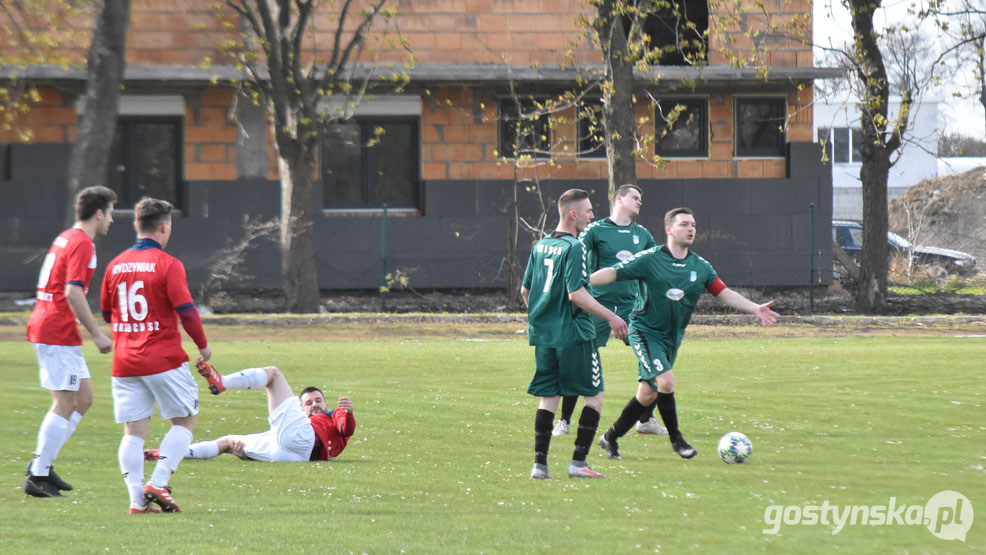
[718,432,753,464]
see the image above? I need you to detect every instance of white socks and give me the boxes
[222,367,269,390]
[186,440,221,459]
[150,425,194,488]
[31,412,70,476]
[118,435,145,508]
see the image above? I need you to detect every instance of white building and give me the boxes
[814,96,940,219]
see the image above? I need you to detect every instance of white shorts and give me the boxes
[241,397,315,462]
[34,343,90,391]
[112,363,199,423]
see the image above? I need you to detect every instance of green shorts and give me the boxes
[528,340,604,397]
[588,303,633,347]
[628,327,676,391]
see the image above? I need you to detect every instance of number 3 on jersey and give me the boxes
[116,281,148,322]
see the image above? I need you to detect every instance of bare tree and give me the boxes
[64,0,132,225]
[216,0,408,312]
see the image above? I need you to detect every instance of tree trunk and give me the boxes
[64,0,131,224]
[857,150,891,310]
[595,0,638,199]
[278,135,321,313]
[506,171,522,304]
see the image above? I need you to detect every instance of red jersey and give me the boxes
[100,239,195,377]
[27,228,97,346]
[309,409,356,461]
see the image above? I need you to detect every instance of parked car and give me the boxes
[832,219,977,277]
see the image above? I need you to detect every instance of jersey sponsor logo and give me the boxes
[616,249,634,263]
[89,252,97,269]
[690,271,697,282]
[112,321,162,333]
[53,236,68,248]
[111,262,157,275]
[36,291,53,302]
[665,288,685,301]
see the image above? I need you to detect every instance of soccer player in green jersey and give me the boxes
[552,184,668,437]
[591,207,779,460]
[521,189,628,480]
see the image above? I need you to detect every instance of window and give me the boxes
[735,98,786,157]
[655,98,708,157]
[322,117,420,209]
[817,127,863,163]
[107,117,183,209]
[636,0,709,65]
[577,98,605,159]
[498,98,551,159]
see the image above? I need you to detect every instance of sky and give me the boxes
[813,0,986,139]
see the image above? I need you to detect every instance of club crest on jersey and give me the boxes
[690,271,697,282]
[633,235,640,244]
[666,288,685,301]
[616,249,633,263]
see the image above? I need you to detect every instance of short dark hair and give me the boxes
[299,386,323,400]
[75,186,117,221]
[135,197,174,233]
[613,184,641,201]
[664,207,694,228]
[558,188,589,216]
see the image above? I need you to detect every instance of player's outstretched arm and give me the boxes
[65,283,112,353]
[569,287,628,339]
[589,267,617,287]
[716,288,780,326]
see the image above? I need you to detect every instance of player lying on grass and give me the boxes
[145,361,355,463]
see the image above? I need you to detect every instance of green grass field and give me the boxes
[1,322,983,553]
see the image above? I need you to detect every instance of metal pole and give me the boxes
[381,203,388,311]
[809,202,815,312]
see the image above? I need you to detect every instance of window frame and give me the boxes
[734,97,787,158]
[654,96,709,159]
[320,116,421,211]
[497,97,552,160]
[109,115,184,210]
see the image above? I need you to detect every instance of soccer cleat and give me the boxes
[551,420,570,436]
[636,418,669,435]
[143,449,160,461]
[129,503,163,514]
[671,436,698,459]
[568,464,606,479]
[195,358,226,395]
[598,434,622,460]
[25,462,73,491]
[24,474,65,498]
[530,463,552,480]
[143,483,181,513]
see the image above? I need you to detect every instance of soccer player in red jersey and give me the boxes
[100,198,212,514]
[25,186,116,498]
[145,361,355,463]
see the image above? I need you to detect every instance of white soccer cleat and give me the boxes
[568,464,606,479]
[551,420,570,436]
[636,418,668,435]
[530,463,552,480]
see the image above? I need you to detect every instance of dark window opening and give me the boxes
[735,98,786,157]
[1,143,10,181]
[108,117,183,209]
[577,98,605,159]
[498,98,551,159]
[322,117,420,209]
[630,0,709,65]
[655,98,708,157]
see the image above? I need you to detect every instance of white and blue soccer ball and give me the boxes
[718,432,753,464]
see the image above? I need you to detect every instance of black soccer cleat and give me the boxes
[598,434,622,460]
[24,474,65,498]
[47,466,73,491]
[671,435,697,459]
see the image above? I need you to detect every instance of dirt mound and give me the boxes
[889,166,986,266]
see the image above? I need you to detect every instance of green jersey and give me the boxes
[579,218,656,308]
[614,246,721,355]
[522,232,595,346]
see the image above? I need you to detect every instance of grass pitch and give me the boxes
[0,319,983,553]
